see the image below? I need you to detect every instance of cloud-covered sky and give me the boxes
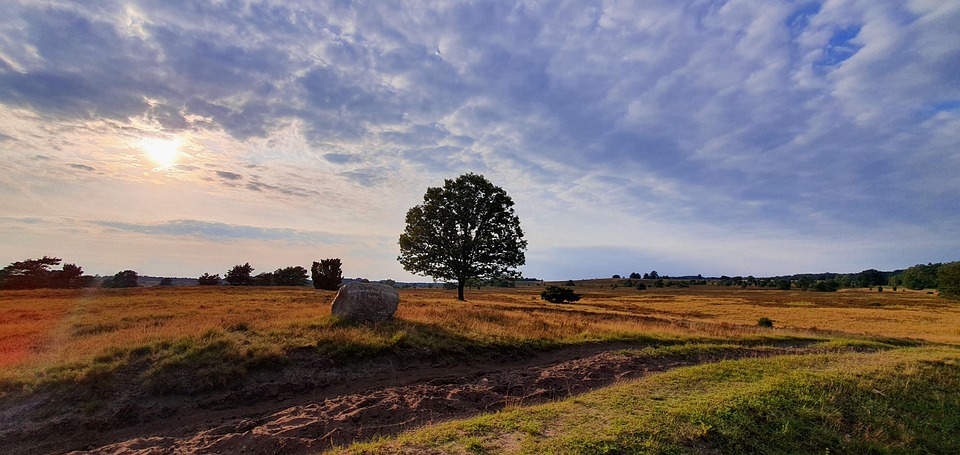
[1,0,958,280]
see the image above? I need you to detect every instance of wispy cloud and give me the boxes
[93,219,354,245]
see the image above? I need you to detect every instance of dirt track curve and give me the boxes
[60,342,829,454]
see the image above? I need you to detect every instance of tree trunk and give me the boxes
[457,280,465,301]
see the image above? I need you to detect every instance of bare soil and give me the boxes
[0,341,832,454]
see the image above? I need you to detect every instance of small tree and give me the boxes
[225,263,254,286]
[311,258,343,290]
[198,273,221,285]
[776,279,792,290]
[540,285,581,303]
[274,266,309,286]
[398,173,526,301]
[636,282,647,290]
[101,270,139,288]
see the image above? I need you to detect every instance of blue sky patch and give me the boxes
[815,25,863,67]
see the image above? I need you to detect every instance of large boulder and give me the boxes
[330,282,400,323]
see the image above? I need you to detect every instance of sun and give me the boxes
[141,137,181,167]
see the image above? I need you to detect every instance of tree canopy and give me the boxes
[899,263,941,290]
[938,262,960,301]
[0,257,85,290]
[101,270,139,288]
[225,263,254,286]
[398,173,527,300]
[274,266,309,286]
[311,259,343,290]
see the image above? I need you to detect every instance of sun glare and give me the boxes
[141,138,181,167]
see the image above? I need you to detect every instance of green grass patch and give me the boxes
[342,347,960,454]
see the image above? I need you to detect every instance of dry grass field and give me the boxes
[1,282,959,453]
[1,283,957,378]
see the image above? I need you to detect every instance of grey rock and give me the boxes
[331,282,399,323]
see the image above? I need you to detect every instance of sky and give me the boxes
[1,0,958,281]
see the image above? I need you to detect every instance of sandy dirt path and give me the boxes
[68,342,826,454]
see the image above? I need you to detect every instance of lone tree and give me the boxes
[399,173,527,301]
[311,259,343,290]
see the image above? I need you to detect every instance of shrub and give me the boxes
[636,282,647,290]
[757,317,774,328]
[198,273,221,285]
[812,280,841,292]
[101,270,139,288]
[541,285,581,303]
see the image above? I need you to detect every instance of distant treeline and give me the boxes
[2,257,957,300]
[606,264,960,299]
[0,257,344,291]
[195,259,344,290]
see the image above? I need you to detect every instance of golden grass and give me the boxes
[0,287,334,370]
[0,284,957,382]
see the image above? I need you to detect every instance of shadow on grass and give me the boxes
[2,315,928,400]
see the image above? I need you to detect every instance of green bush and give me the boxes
[540,285,581,303]
[757,317,774,328]
[812,280,840,292]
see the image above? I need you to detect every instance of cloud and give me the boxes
[215,171,243,181]
[1,1,958,279]
[68,163,96,172]
[323,153,358,165]
[93,219,350,245]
